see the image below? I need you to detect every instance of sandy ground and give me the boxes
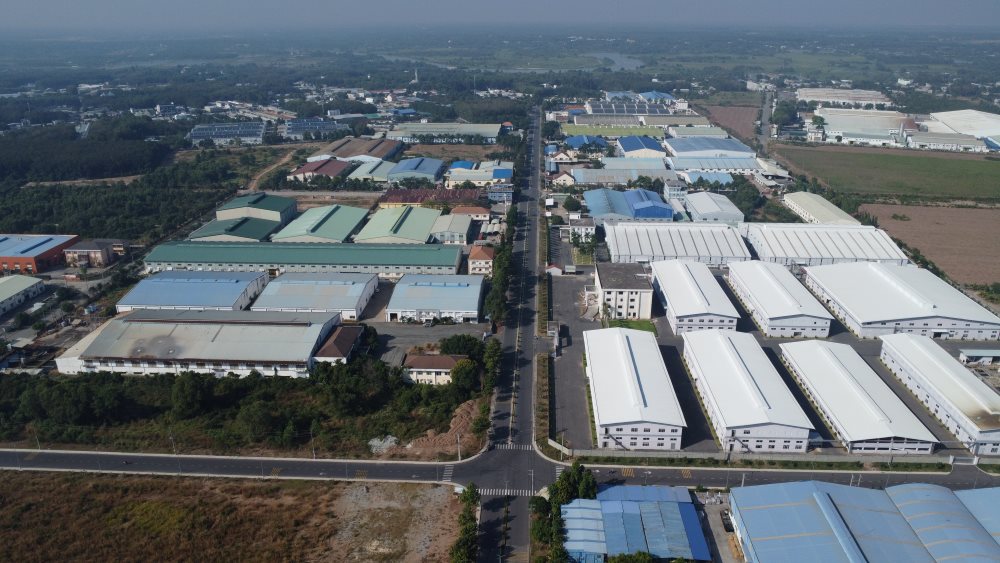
[386,398,484,460]
[404,144,496,162]
[702,105,759,142]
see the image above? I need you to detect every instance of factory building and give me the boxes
[386,123,502,144]
[56,310,340,378]
[666,157,762,174]
[663,137,755,159]
[188,218,281,242]
[667,126,728,138]
[215,193,297,226]
[250,273,378,321]
[270,205,368,244]
[781,191,861,226]
[347,160,395,183]
[584,328,686,450]
[387,158,445,183]
[582,188,674,225]
[805,263,1000,340]
[429,214,473,245]
[570,168,679,187]
[743,223,908,267]
[281,118,349,140]
[286,158,352,182]
[0,234,80,274]
[726,261,832,338]
[650,260,739,334]
[307,137,403,163]
[780,340,937,454]
[605,222,751,266]
[616,136,667,158]
[682,191,744,224]
[0,275,44,317]
[880,334,1000,455]
[144,241,462,278]
[354,206,441,244]
[189,122,266,146]
[594,263,654,320]
[444,160,514,188]
[385,274,483,323]
[682,330,813,453]
[116,271,268,312]
[63,239,127,269]
[795,88,893,106]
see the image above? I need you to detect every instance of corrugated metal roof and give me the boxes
[217,193,295,213]
[782,192,860,225]
[606,223,751,263]
[683,191,743,221]
[145,241,461,267]
[618,135,665,153]
[565,135,608,149]
[684,172,734,185]
[955,487,1000,546]
[354,206,441,243]
[386,274,483,313]
[650,260,739,319]
[601,157,667,170]
[746,224,908,264]
[188,218,281,241]
[572,169,678,185]
[0,274,42,302]
[664,137,754,156]
[250,273,376,313]
[887,483,1000,561]
[347,159,395,182]
[0,234,78,258]
[727,261,831,321]
[667,157,762,171]
[271,205,368,243]
[118,271,265,309]
[583,189,673,220]
[387,157,444,179]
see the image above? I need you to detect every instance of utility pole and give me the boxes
[457,433,461,462]
[741,473,746,488]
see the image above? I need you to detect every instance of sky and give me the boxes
[3,0,1000,32]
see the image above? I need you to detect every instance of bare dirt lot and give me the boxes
[404,144,496,162]
[0,472,459,563]
[860,204,1000,284]
[702,105,759,142]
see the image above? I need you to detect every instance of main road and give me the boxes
[3,106,1000,561]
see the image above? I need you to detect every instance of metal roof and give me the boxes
[583,328,686,428]
[806,263,1000,326]
[745,224,908,264]
[387,157,444,180]
[217,193,295,213]
[0,234,78,258]
[388,122,502,138]
[0,274,42,302]
[683,172,734,185]
[954,487,1000,545]
[386,274,483,313]
[930,109,1000,138]
[667,157,762,171]
[780,340,936,444]
[572,169,679,185]
[145,241,461,267]
[650,260,738,319]
[880,334,1000,432]
[601,157,667,170]
[565,135,608,149]
[430,214,472,235]
[251,273,377,313]
[886,483,1000,561]
[354,206,441,244]
[683,192,743,221]
[618,136,665,153]
[642,115,711,127]
[668,126,728,137]
[118,271,265,310]
[960,349,1000,358]
[663,137,754,157]
[606,223,751,262]
[347,159,395,182]
[682,330,813,430]
[188,218,281,241]
[583,189,673,220]
[727,261,831,321]
[271,205,368,243]
[782,192,860,225]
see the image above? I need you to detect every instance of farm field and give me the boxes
[560,124,666,138]
[404,143,496,162]
[0,473,459,563]
[701,105,759,142]
[773,144,1000,199]
[860,204,1000,285]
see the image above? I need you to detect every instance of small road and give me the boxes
[757,90,773,156]
[246,148,297,191]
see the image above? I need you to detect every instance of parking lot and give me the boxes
[366,321,491,366]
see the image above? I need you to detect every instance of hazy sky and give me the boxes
[4,0,1000,32]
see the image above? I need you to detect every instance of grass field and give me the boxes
[0,473,458,563]
[694,92,762,107]
[608,319,657,334]
[774,145,1000,199]
[560,124,665,138]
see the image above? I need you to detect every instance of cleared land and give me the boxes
[774,144,1000,199]
[404,144,496,162]
[0,473,459,563]
[860,204,1000,285]
[560,124,666,138]
[701,105,759,142]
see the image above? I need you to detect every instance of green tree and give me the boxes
[450,359,480,394]
[562,196,581,212]
[608,553,655,563]
[171,372,211,420]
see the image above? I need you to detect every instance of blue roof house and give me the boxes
[583,188,674,225]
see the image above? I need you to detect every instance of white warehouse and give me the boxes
[743,223,908,268]
[782,192,860,226]
[805,263,1000,340]
[605,222,751,266]
[880,334,1000,455]
[682,330,813,454]
[250,273,378,321]
[683,191,744,225]
[780,340,937,454]
[584,327,687,451]
[650,260,739,335]
[726,261,832,338]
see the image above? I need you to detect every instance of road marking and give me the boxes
[479,488,535,497]
[270,467,282,477]
[621,467,635,478]
[495,443,533,451]
[555,466,565,479]
[354,469,367,479]
[442,465,454,482]
[681,469,692,479]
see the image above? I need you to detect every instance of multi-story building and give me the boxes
[594,263,654,320]
[404,354,467,385]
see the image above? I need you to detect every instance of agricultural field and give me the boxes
[694,91,763,107]
[404,144,497,162]
[0,473,459,563]
[773,144,1000,200]
[560,124,666,138]
[860,204,1000,285]
[701,105,759,142]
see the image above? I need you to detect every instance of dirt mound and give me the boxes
[381,399,484,460]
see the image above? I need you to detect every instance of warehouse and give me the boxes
[385,274,483,323]
[880,334,1000,455]
[666,157,762,173]
[805,263,1000,340]
[188,218,281,242]
[571,168,679,186]
[307,137,403,163]
[928,109,1000,138]
[286,158,352,182]
[270,205,368,244]
[726,261,832,338]
[584,328,686,450]
[616,136,666,158]
[650,260,738,334]
[281,118,349,140]
[601,157,668,170]
[429,214,472,245]
[795,88,893,106]
[641,115,711,128]
[663,137,755,158]
[354,206,440,244]
[605,222,751,266]
[744,223,908,267]
[117,271,267,313]
[386,123,502,144]
[573,114,642,126]
[143,241,462,277]
[907,132,988,152]
[594,263,654,320]
[0,234,80,274]
[347,159,395,183]
[215,193,297,226]
[564,135,608,150]
[730,481,1000,563]
[444,160,514,188]
[0,275,44,317]
[583,188,674,225]
[781,191,860,225]
[386,157,444,183]
[682,192,744,224]
[667,126,728,138]
[56,310,340,378]
[189,122,266,146]
[250,272,377,320]
[682,330,813,453]
[780,340,937,453]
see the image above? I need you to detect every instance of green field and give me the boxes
[560,124,665,138]
[607,319,657,334]
[774,146,1000,199]
[692,91,763,107]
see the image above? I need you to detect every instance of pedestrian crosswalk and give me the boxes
[555,466,565,479]
[621,467,636,478]
[442,465,454,483]
[681,468,692,479]
[494,442,534,451]
[479,488,535,497]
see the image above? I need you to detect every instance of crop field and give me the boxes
[0,473,459,563]
[560,124,665,138]
[860,204,1000,285]
[701,105,759,142]
[773,144,1000,200]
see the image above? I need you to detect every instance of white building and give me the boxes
[385,274,483,323]
[805,263,1000,340]
[743,223,908,268]
[0,275,44,317]
[116,271,268,313]
[907,132,988,152]
[880,334,1000,455]
[781,192,860,226]
[726,261,832,338]
[796,88,893,107]
[682,330,813,453]
[780,340,937,454]
[594,263,654,320]
[250,273,378,321]
[403,354,466,385]
[683,192,744,225]
[650,260,739,334]
[584,328,686,450]
[605,222,751,266]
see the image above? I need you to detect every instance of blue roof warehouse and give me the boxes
[583,188,675,225]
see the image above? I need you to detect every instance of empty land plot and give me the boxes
[702,105,759,142]
[0,473,459,563]
[404,144,496,162]
[560,124,666,138]
[860,204,1000,284]
[773,145,1000,199]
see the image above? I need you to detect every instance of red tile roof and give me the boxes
[314,326,364,359]
[451,206,492,216]
[404,354,467,370]
[469,246,496,261]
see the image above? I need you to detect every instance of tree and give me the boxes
[450,359,480,394]
[171,372,211,419]
[608,553,655,563]
[562,196,581,212]
[439,334,485,362]
[811,115,826,126]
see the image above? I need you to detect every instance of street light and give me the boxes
[643,471,652,486]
